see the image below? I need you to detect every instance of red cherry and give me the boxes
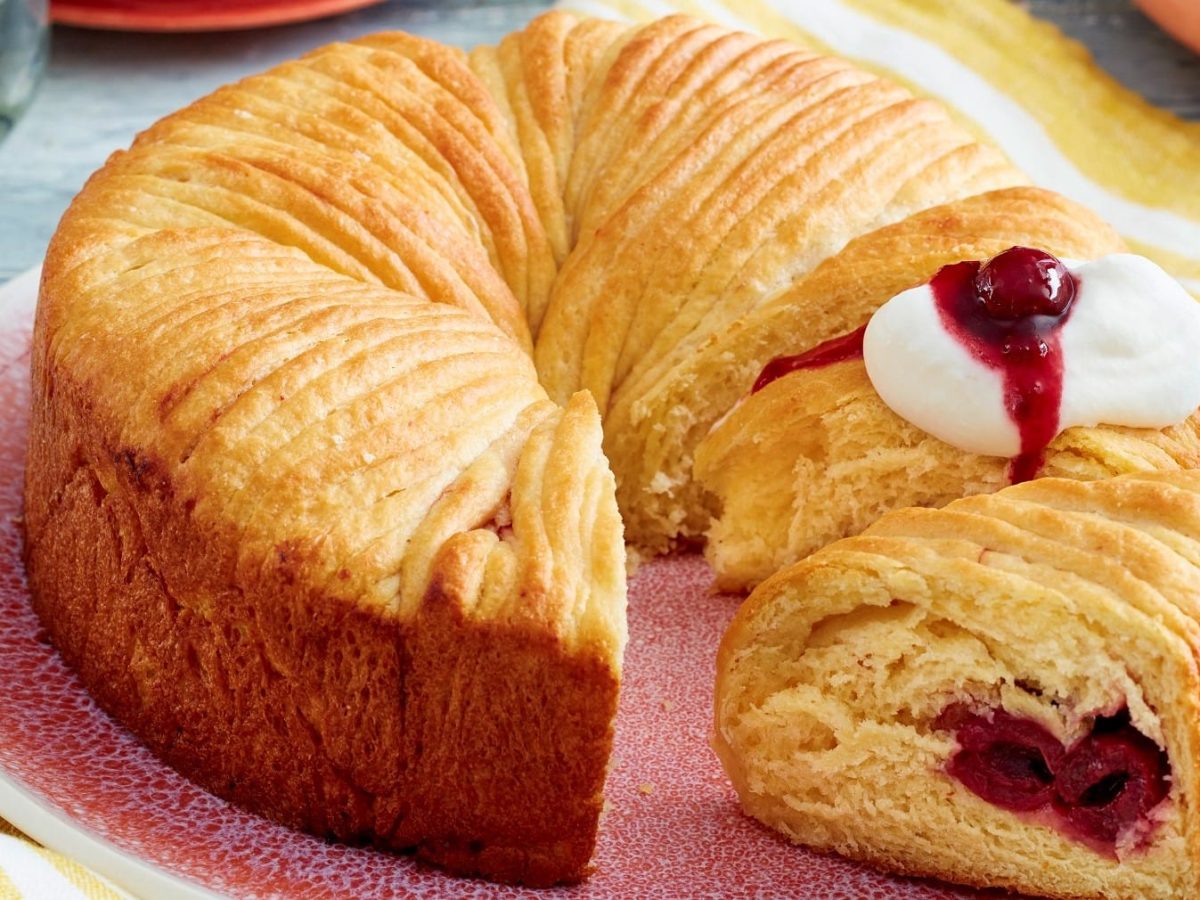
[975,247,1076,319]
[1054,728,1170,844]
[947,710,1064,811]
[943,706,1172,848]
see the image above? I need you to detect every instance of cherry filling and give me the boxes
[942,707,1171,850]
[929,248,1077,484]
[751,325,866,394]
[947,709,1064,811]
[1054,722,1171,845]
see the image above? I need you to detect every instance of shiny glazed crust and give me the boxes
[716,472,1200,899]
[22,9,1167,888]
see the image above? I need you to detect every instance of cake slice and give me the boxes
[696,236,1200,593]
[715,472,1200,898]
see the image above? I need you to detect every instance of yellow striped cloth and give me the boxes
[564,0,1200,293]
[3,2,1196,897]
[0,820,126,899]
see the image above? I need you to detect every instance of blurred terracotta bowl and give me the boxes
[51,0,389,31]
[1134,0,1200,53]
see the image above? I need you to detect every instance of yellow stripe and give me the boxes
[582,0,655,22]
[0,864,21,900]
[1124,237,1200,299]
[1124,238,1200,282]
[0,823,124,898]
[840,0,1200,221]
[32,846,124,900]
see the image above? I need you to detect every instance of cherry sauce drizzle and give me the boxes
[750,248,1078,484]
[751,326,865,395]
[929,259,1074,484]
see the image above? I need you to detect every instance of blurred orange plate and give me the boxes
[51,0,389,32]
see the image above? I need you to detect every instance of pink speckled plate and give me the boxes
[0,267,984,899]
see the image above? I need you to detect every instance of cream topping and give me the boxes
[863,254,1200,458]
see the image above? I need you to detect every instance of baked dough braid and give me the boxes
[695,190,1200,590]
[24,9,1178,887]
[715,471,1200,899]
[27,16,626,886]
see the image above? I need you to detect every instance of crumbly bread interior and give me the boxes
[699,358,1200,591]
[715,472,1200,899]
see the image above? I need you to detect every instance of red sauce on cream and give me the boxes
[929,249,1077,483]
[749,247,1079,483]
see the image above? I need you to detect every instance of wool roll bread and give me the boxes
[532,19,1026,554]
[715,471,1200,899]
[26,17,626,886]
[25,8,1179,887]
[694,196,1200,590]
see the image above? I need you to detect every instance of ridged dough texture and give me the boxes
[694,193,1200,592]
[27,15,627,886]
[23,9,1181,887]
[715,472,1200,899]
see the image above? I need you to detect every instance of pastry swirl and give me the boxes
[715,472,1200,898]
[24,9,1181,886]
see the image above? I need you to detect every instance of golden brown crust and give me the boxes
[24,353,620,884]
[536,16,1022,417]
[715,472,1200,898]
[26,15,630,884]
[469,12,630,285]
[24,9,1169,890]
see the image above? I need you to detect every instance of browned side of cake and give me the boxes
[24,360,619,884]
[24,11,639,883]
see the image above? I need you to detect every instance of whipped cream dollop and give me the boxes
[863,252,1200,466]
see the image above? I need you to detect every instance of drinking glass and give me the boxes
[0,0,48,143]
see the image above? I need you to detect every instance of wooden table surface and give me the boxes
[0,0,1196,284]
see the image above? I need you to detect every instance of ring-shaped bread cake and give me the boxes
[25,10,1198,887]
